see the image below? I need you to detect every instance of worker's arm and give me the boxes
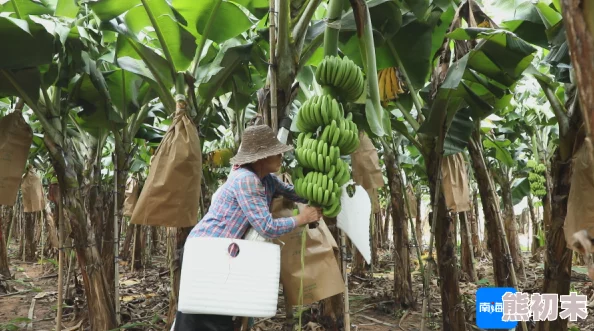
[270,174,308,204]
[235,174,297,238]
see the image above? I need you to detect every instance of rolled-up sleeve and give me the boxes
[235,174,297,238]
[271,174,308,204]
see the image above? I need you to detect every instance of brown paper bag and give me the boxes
[0,112,33,206]
[123,177,140,217]
[278,219,344,306]
[22,167,44,213]
[565,144,594,250]
[405,185,418,218]
[351,132,384,190]
[131,100,202,227]
[441,153,471,212]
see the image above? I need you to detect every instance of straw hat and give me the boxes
[230,125,293,165]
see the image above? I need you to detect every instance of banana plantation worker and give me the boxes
[172,124,322,331]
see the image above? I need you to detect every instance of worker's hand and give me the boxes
[296,205,322,226]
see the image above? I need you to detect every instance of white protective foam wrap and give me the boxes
[178,237,281,317]
[337,182,372,264]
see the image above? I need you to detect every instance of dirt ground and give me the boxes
[2,245,594,331]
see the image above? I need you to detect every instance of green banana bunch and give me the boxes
[295,94,344,133]
[294,137,340,173]
[293,171,343,217]
[315,55,365,102]
[315,117,360,155]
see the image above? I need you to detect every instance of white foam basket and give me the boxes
[178,236,281,317]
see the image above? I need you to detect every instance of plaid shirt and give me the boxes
[188,167,307,240]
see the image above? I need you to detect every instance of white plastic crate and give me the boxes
[178,236,281,317]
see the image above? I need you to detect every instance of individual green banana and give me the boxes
[320,125,330,143]
[317,187,323,205]
[334,164,345,184]
[315,60,325,82]
[306,182,313,200]
[334,59,346,89]
[328,165,336,179]
[330,99,340,122]
[324,202,342,218]
[321,96,330,125]
[311,138,319,153]
[332,146,339,163]
[297,148,305,167]
[311,95,322,127]
[308,149,317,168]
[317,139,324,155]
[317,153,324,172]
[342,131,354,152]
[322,189,330,206]
[322,175,328,191]
[322,142,328,159]
[337,167,350,186]
[339,118,346,133]
[334,182,341,198]
[297,132,305,148]
[323,196,341,217]
[330,126,340,146]
[325,155,332,172]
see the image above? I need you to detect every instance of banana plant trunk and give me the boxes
[535,149,574,331]
[415,192,423,248]
[383,204,391,245]
[498,174,525,277]
[426,162,466,330]
[24,212,36,262]
[166,227,192,329]
[351,248,366,277]
[536,90,581,331]
[45,137,117,330]
[0,211,10,278]
[383,141,414,308]
[470,191,483,258]
[103,150,127,301]
[132,225,143,270]
[121,222,134,261]
[468,135,513,287]
[528,195,541,260]
[459,212,478,282]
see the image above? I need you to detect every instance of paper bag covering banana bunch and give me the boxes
[0,112,33,206]
[564,142,594,280]
[131,98,202,227]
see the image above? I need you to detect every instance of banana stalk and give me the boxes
[323,0,343,57]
